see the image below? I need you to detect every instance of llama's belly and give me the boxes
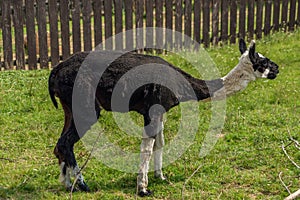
[96,84,178,115]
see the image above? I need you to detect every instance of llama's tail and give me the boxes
[48,71,58,109]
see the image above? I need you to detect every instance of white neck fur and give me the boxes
[212,52,257,99]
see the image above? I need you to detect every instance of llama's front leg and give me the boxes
[153,121,166,180]
[137,137,155,196]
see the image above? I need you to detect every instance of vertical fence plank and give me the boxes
[25,0,37,69]
[239,0,246,39]
[256,0,263,39]
[273,0,280,31]
[166,0,173,49]
[264,0,272,36]
[297,0,300,26]
[115,0,123,50]
[37,0,49,68]
[93,0,103,48]
[194,0,201,45]
[221,0,229,42]
[230,0,237,44]
[12,0,25,69]
[203,0,210,47]
[136,0,144,51]
[71,0,82,53]
[298,0,300,25]
[124,0,133,50]
[49,0,59,66]
[156,0,163,52]
[104,0,112,50]
[212,0,219,45]
[2,0,13,69]
[247,0,254,40]
[2,1,13,69]
[60,0,70,60]
[82,0,92,51]
[146,0,154,51]
[175,0,182,48]
[184,0,192,46]
[289,0,297,31]
[282,0,288,29]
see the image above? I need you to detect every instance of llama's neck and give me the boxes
[212,62,256,99]
[178,62,256,102]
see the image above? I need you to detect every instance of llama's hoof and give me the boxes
[154,171,167,181]
[77,181,90,192]
[138,189,153,197]
[154,174,167,181]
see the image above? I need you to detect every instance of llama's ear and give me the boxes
[249,40,257,63]
[239,39,247,54]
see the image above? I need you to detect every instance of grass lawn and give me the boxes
[0,29,299,199]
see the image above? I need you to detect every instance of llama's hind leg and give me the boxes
[153,118,166,180]
[54,121,90,192]
[70,154,90,192]
[58,161,72,190]
[66,105,100,192]
[54,100,100,192]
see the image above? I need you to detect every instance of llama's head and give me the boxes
[239,39,279,79]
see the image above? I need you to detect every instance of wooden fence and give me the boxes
[1,0,300,70]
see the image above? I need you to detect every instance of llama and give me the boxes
[48,39,279,196]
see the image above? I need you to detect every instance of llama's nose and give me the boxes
[275,66,279,74]
[271,64,279,74]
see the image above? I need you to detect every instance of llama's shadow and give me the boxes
[85,171,186,195]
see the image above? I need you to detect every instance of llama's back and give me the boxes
[49,51,196,112]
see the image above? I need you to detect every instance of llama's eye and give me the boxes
[258,67,265,73]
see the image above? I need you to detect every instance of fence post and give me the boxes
[93,0,103,48]
[146,0,154,52]
[239,0,246,39]
[212,0,219,46]
[124,0,133,50]
[247,0,254,40]
[282,0,288,30]
[184,0,192,47]
[49,0,59,67]
[221,0,229,42]
[264,0,272,36]
[25,0,37,69]
[203,0,210,47]
[37,0,49,69]
[82,0,92,51]
[194,0,201,46]
[289,0,297,31]
[175,0,183,49]
[60,0,70,60]
[298,0,300,26]
[273,0,280,31]
[136,0,144,52]
[2,0,13,69]
[71,0,82,53]
[166,0,173,49]
[115,0,123,50]
[12,0,25,69]
[155,0,163,52]
[230,0,237,44]
[104,0,112,50]
[256,0,263,39]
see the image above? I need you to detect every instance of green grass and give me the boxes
[0,29,300,199]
